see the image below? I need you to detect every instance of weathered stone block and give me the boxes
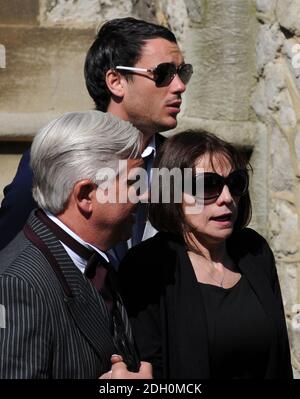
[0,0,39,25]
[158,0,188,44]
[255,0,276,14]
[183,0,257,122]
[277,0,300,36]
[263,62,286,110]
[185,0,205,25]
[292,324,300,369]
[251,79,268,119]
[0,26,94,132]
[40,0,132,27]
[270,127,295,191]
[269,200,298,256]
[282,38,300,80]
[256,23,284,74]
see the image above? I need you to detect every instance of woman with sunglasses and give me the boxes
[119,130,293,379]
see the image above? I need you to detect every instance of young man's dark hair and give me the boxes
[84,17,177,112]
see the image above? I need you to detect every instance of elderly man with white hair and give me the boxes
[0,110,152,379]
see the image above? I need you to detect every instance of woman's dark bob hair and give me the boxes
[149,130,252,236]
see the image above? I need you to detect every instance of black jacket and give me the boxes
[119,228,293,379]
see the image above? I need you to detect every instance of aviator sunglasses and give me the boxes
[191,169,249,201]
[115,62,193,87]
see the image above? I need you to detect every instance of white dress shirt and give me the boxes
[45,210,109,274]
[128,135,158,248]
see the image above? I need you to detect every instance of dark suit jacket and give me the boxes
[0,211,133,379]
[0,134,166,251]
[119,228,293,379]
[0,149,37,250]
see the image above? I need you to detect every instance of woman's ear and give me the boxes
[105,69,125,98]
[73,180,96,215]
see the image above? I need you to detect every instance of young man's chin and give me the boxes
[160,117,178,132]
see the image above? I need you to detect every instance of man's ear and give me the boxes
[105,69,126,98]
[73,180,96,215]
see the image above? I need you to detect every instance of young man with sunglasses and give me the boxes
[84,18,192,261]
[0,18,193,257]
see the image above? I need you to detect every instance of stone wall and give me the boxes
[251,0,300,377]
[0,0,300,377]
[0,0,96,198]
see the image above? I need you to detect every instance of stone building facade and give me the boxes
[0,0,300,377]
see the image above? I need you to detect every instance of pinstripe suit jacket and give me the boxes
[0,211,133,379]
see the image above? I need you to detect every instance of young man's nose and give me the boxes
[170,73,186,93]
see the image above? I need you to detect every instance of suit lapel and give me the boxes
[168,239,211,378]
[27,212,116,361]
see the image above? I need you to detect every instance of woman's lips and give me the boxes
[210,214,233,226]
[211,213,232,221]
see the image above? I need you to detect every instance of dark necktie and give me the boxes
[84,252,114,311]
[36,209,114,311]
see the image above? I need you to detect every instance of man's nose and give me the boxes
[170,73,186,93]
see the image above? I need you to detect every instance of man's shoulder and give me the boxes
[0,231,30,273]
[0,229,52,282]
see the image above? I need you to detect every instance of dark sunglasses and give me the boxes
[115,62,193,87]
[191,169,249,200]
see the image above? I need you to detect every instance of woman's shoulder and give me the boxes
[229,227,271,255]
[229,228,276,279]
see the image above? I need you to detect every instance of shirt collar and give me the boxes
[141,135,156,159]
[44,210,109,263]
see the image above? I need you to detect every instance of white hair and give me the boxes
[31,110,142,214]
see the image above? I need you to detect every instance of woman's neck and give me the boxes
[185,232,229,263]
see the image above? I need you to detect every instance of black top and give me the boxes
[199,277,271,378]
[119,229,293,379]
